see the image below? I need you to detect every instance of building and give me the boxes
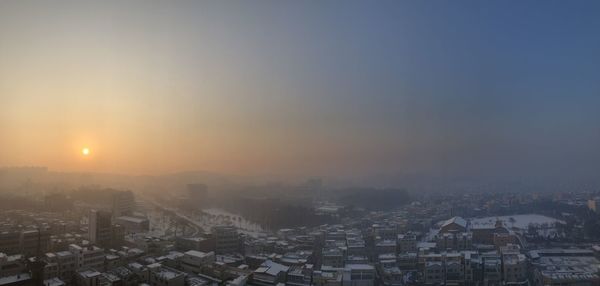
[89,210,112,248]
[69,244,104,271]
[43,251,77,282]
[87,210,124,249]
[0,273,32,286]
[377,254,403,286]
[286,265,313,286]
[0,232,21,256]
[471,220,510,245]
[212,226,240,254]
[493,232,518,249]
[342,264,375,286]
[20,229,51,257]
[423,261,443,285]
[106,266,139,286]
[180,250,215,273]
[374,240,396,256]
[110,224,125,248]
[435,232,472,251]
[529,249,600,286]
[43,277,66,286]
[397,234,417,254]
[322,248,344,269]
[147,263,185,286]
[397,252,418,270]
[502,252,527,284]
[346,235,366,257]
[373,226,397,241]
[175,237,214,253]
[43,254,59,280]
[76,270,101,286]
[439,217,467,234]
[482,254,502,286]
[111,191,135,219]
[421,252,467,285]
[54,251,77,283]
[0,254,26,278]
[253,260,289,286]
[313,271,342,286]
[114,216,149,233]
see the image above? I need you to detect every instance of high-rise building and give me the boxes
[88,210,112,248]
[212,226,240,254]
[111,191,135,219]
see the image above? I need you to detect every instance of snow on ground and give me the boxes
[469,214,565,230]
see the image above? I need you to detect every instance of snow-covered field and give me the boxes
[470,214,564,230]
[470,214,565,237]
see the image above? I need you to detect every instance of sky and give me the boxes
[1,0,600,181]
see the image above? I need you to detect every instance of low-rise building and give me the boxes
[286,265,313,286]
[76,269,101,286]
[0,253,26,278]
[342,264,375,286]
[253,260,289,286]
[529,249,600,286]
[147,263,186,286]
[69,244,104,271]
[396,234,417,254]
[180,250,215,273]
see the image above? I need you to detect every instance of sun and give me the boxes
[82,147,90,156]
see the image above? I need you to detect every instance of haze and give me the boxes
[1,0,600,183]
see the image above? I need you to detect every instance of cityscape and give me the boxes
[2,1,600,286]
[2,169,600,286]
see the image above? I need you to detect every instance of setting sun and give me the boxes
[82,148,90,156]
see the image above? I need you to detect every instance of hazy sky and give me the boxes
[1,1,600,179]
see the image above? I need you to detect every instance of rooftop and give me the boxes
[254,260,289,276]
[441,217,467,229]
[0,273,31,286]
[185,250,213,258]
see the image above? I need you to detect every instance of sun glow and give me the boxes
[82,147,90,156]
